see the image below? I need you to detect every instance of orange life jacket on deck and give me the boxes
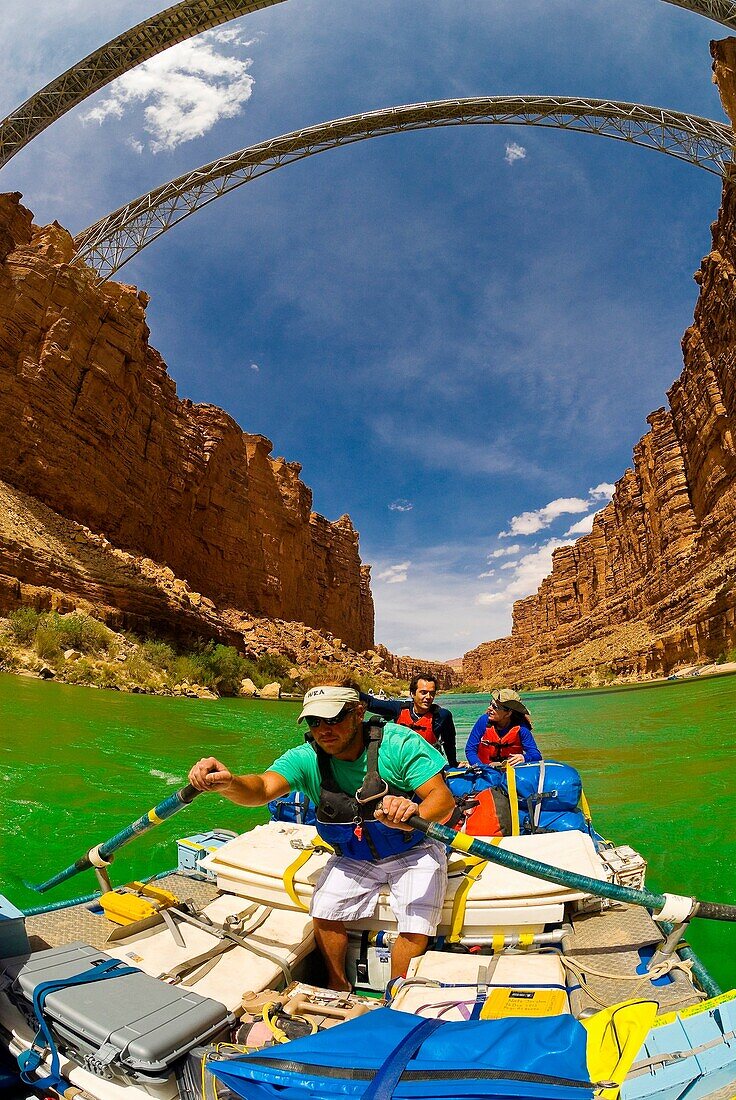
[396,708,439,748]
[460,786,511,837]
[477,722,524,764]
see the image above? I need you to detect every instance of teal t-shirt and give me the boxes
[269,721,446,806]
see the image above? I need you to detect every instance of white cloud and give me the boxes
[249,362,260,372]
[388,499,413,512]
[127,137,143,155]
[488,544,522,559]
[500,496,591,537]
[369,547,514,660]
[473,538,575,612]
[565,513,597,537]
[505,142,527,165]
[589,482,615,501]
[81,30,256,152]
[376,561,411,584]
[475,591,507,605]
[477,569,495,578]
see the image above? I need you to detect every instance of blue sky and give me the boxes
[0,0,725,660]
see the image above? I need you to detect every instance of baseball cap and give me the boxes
[297,685,360,722]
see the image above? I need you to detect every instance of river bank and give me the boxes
[0,608,406,700]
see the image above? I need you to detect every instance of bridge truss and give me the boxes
[1,0,736,170]
[74,96,734,280]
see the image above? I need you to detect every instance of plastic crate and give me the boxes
[177,830,236,881]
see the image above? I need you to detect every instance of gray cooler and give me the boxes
[2,941,235,1083]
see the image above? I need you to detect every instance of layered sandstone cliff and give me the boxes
[0,194,373,652]
[464,39,736,687]
[373,645,458,690]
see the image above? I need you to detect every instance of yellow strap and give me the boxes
[448,857,487,942]
[580,788,592,823]
[147,809,163,825]
[519,932,534,948]
[491,933,505,953]
[506,763,520,836]
[282,849,314,912]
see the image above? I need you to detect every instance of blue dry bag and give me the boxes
[209,1006,595,1100]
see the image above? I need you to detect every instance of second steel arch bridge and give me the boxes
[74,95,734,280]
[1,0,736,170]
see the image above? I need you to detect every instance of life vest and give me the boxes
[476,721,524,764]
[396,707,439,747]
[313,719,425,861]
[459,786,512,837]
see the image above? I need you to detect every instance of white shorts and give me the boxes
[310,840,447,935]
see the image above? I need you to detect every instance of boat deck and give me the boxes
[25,874,218,951]
[26,880,705,1019]
[564,901,704,1015]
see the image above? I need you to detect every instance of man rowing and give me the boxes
[188,679,454,991]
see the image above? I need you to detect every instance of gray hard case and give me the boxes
[3,941,235,1082]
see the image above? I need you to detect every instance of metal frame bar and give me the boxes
[73,95,734,280]
[1,0,736,170]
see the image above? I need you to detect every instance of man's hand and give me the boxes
[375,794,419,832]
[188,757,235,794]
[506,753,525,767]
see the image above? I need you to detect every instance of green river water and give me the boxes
[1,671,734,988]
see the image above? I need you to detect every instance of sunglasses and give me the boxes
[303,706,356,729]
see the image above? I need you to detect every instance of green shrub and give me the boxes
[62,658,96,685]
[53,613,112,654]
[192,644,248,695]
[140,640,176,671]
[34,624,61,660]
[8,607,41,645]
[171,654,203,686]
[0,639,15,670]
[256,652,291,684]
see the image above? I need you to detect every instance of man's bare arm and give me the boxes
[188,757,290,806]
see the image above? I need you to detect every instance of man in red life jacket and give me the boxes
[465,688,542,767]
[360,673,458,766]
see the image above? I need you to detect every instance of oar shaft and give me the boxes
[33,785,200,893]
[409,817,736,924]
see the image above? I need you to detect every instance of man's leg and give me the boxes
[390,932,429,979]
[386,842,448,979]
[313,917,351,991]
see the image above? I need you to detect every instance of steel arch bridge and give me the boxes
[75,95,734,280]
[1,0,736,170]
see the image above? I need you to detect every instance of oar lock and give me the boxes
[652,893,697,923]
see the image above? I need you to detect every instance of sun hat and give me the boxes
[298,685,360,722]
[490,688,530,716]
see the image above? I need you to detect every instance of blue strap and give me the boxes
[17,958,139,1091]
[361,1016,444,1100]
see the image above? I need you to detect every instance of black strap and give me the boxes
[355,719,387,805]
[356,930,370,984]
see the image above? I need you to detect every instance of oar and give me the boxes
[408,816,736,923]
[31,784,202,893]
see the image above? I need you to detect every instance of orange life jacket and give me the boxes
[396,707,439,747]
[459,787,511,837]
[477,721,524,764]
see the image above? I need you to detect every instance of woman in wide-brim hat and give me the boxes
[465,688,542,767]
